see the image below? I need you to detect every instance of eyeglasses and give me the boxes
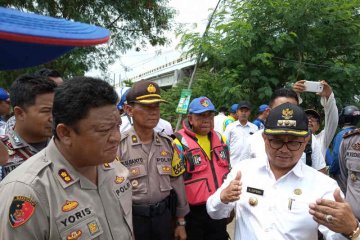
[268,139,304,151]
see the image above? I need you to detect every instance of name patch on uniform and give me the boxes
[59,169,73,183]
[60,208,92,227]
[346,152,360,158]
[246,187,264,196]
[115,180,131,197]
[66,230,82,240]
[123,158,143,167]
[156,157,171,163]
[62,200,79,212]
[9,196,36,228]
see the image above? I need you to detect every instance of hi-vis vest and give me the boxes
[174,123,230,205]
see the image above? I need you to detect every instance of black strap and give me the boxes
[304,135,312,167]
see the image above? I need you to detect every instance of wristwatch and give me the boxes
[344,221,360,240]
[176,220,186,226]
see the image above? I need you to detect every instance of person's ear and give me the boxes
[13,106,25,121]
[56,124,73,146]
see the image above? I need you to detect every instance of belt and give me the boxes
[133,196,170,217]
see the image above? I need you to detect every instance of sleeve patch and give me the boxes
[9,196,36,228]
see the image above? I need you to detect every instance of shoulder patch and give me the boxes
[343,128,360,139]
[9,196,36,228]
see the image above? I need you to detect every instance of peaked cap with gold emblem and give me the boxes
[264,102,310,137]
[126,80,167,104]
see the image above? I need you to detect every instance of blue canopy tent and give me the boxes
[0,7,110,70]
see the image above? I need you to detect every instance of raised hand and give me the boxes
[220,171,242,204]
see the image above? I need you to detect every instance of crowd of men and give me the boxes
[0,72,359,240]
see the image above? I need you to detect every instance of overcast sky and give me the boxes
[88,0,219,84]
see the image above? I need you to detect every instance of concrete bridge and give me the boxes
[114,57,196,89]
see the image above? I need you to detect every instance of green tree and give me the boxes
[0,0,175,88]
[178,0,360,111]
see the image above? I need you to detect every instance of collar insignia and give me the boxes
[131,135,138,143]
[58,169,73,183]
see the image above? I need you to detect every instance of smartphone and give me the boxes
[304,81,323,93]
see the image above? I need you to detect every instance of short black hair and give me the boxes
[52,77,118,138]
[10,74,57,109]
[35,68,62,78]
[269,88,299,107]
[218,106,227,113]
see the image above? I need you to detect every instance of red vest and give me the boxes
[175,120,230,205]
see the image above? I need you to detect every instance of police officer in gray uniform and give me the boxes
[339,128,360,221]
[120,80,189,240]
[0,77,133,239]
[0,74,56,180]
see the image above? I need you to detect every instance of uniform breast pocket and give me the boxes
[347,157,360,187]
[57,208,103,240]
[128,164,148,193]
[156,163,172,192]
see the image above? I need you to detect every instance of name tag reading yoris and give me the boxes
[246,187,264,196]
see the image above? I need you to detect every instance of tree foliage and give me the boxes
[177,0,360,112]
[0,0,175,88]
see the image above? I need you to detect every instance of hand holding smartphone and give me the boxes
[304,81,324,93]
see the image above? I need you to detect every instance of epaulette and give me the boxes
[120,131,130,142]
[157,131,173,144]
[343,128,360,139]
[0,134,9,142]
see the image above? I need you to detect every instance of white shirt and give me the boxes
[315,93,338,157]
[154,118,174,135]
[239,130,326,171]
[214,112,227,134]
[120,115,173,135]
[224,120,259,166]
[207,157,349,240]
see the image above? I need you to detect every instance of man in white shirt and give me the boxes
[240,88,326,173]
[207,102,359,240]
[293,80,338,157]
[224,101,258,166]
[214,106,227,134]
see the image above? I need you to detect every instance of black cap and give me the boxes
[264,102,310,137]
[237,101,251,110]
[126,80,167,104]
[305,109,321,122]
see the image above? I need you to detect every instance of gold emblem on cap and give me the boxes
[249,197,258,206]
[350,173,357,182]
[294,188,302,195]
[147,84,156,93]
[131,179,139,187]
[200,98,209,107]
[352,143,360,151]
[282,108,294,120]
